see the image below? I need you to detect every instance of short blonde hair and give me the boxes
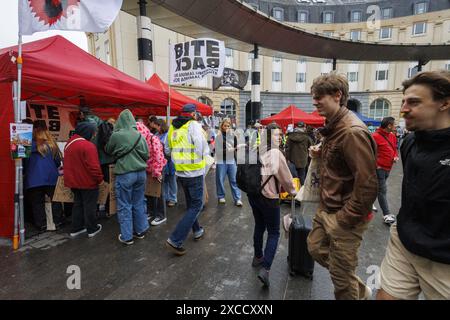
[311,72,349,107]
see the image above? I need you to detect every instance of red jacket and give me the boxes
[63,134,103,189]
[372,128,398,171]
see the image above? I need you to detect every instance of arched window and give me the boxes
[197,96,213,106]
[369,98,391,120]
[220,98,237,116]
[347,98,362,113]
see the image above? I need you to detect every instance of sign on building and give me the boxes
[169,38,225,85]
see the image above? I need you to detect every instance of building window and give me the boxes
[376,70,389,81]
[272,7,284,21]
[272,72,282,82]
[408,64,419,78]
[445,63,450,71]
[273,56,282,63]
[414,2,428,15]
[350,11,362,23]
[296,72,306,83]
[225,48,233,68]
[413,22,427,35]
[379,27,392,40]
[249,3,258,10]
[298,10,308,23]
[369,99,391,121]
[347,72,358,82]
[198,96,213,106]
[381,8,393,20]
[350,30,361,41]
[322,11,334,24]
[220,98,237,116]
[323,31,333,37]
[321,60,333,75]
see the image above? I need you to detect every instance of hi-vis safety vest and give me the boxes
[168,121,206,172]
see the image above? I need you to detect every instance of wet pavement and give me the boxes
[0,163,403,300]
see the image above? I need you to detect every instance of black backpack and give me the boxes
[97,121,114,151]
[236,147,275,196]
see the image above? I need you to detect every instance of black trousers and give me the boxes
[296,167,307,186]
[146,175,166,220]
[71,188,99,234]
[27,186,62,228]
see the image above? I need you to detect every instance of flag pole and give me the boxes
[167,39,171,124]
[13,33,25,249]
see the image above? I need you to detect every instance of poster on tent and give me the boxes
[26,103,76,142]
[10,123,33,159]
[169,38,225,85]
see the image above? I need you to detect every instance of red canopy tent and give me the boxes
[260,105,325,131]
[146,74,213,116]
[310,110,326,124]
[0,36,169,115]
[0,36,173,239]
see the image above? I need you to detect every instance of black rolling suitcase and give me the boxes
[287,199,314,279]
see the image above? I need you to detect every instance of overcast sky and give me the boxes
[0,0,88,51]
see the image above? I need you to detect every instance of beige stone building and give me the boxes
[87,1,450,127]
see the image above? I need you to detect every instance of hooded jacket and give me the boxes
[136,121,167,177]
[81,114,115,166]
[286,129,313,169]
[397,128,450,264]
[105,110,149,175]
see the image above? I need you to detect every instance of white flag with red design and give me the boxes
[19,0,123,35]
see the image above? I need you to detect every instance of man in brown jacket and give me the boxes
[307,73,378,300]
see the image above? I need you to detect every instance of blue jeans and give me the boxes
[169,175,204,247]
[247,194,281,270]
[376,168,391,216]
[115,170,149,241]
[163,173,177,203]
[215,163,241,202]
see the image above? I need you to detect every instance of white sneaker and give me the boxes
[218,198,226,204]
[383,214,396,225]
[70,228,87,237]
[360,285,373,300]
[88,224,102,238]
[151,217,167,226]
[235,200,243,207]
[372,205,378,212]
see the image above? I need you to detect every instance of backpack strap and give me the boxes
[64,138,85,153]
[379,132,397,153]
[115,134,142,161]
[260,175,279,194]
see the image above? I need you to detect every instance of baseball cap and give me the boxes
[79,105,91,114]
[182,104,197,113]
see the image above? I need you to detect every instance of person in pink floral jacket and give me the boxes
[136,120,167,225]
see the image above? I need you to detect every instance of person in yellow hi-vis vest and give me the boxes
[166,104,209,256]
